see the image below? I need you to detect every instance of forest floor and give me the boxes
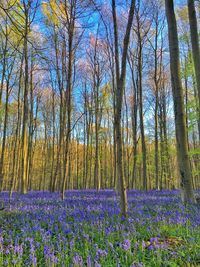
[0,190,199,267]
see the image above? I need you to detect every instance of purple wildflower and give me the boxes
[73,254,83,266]
[94,261,101,267]
[86,255,92,267]
[121,239,131,251]
[96,248,107,258]
[14,244,23,256]
[131,262,143,267]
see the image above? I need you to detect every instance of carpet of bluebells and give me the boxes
[0,190,200,267]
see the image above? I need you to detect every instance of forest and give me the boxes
[0,0,199,266]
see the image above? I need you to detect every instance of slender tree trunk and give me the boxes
[154,22,159,190]
[21,9,29,194]
[50,92,56,191]
[0,80,9,190]
[61,17,74,199]
[112,0,135,216]
[94,79,100,191]
[138,43,147,191]
[128,54,138,189]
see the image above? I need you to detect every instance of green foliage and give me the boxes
[187,99,199,132]
[181,51,194,79]
[189,147,200,157]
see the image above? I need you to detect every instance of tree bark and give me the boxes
[112,0,136,216]
[165,0,196,203]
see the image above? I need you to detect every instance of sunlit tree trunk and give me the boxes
[128,52,138,189]
[153,17,159,190]
[137,32,147,191]
[0,76,9,190]
[21,3,30,194]
[112,0,136,216]
[49,91,56,191]
[61,9,74,199]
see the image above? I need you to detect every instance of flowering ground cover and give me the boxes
[0,190,199,267]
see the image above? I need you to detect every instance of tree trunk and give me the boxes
[138,44,147,191]
[165,0,196,203]
[61,19,74,200]
[187,0,200,113]
[112,0,136,216]
[0,80,9,190]
[21,8,29,194]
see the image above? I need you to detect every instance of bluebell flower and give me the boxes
[94,261,101,267]
[121,239,131,251]
[73,254,83,266]
[86,255,92,267]
[96,248,107,258]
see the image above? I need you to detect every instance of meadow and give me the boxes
[0,190,199,267]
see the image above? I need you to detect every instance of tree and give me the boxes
[187,0,200,105]
[187,0,200,141]
[112,0,136,216]
[165,0,196,203]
